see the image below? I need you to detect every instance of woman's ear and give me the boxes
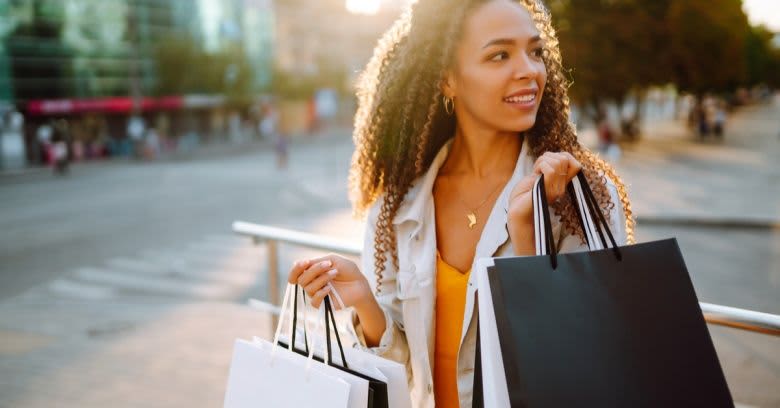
[439,69,456,99]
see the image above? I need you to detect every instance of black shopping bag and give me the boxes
[474,173,733,407]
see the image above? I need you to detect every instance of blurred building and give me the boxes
[271,0,401,134]
[274,0,401,80]
[1,0,200,101]
[0,0,274,164]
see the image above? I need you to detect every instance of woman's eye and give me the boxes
[532,47,544,58]
[489,51,509,62]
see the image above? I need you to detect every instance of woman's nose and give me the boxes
[512,54,541,80]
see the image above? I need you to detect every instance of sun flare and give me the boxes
[345,0,380,15]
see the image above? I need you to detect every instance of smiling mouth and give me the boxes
[503,91,538,110]
[503,94,536,104]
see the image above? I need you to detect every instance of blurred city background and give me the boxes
[0,0,778,407]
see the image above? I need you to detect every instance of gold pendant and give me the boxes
[467,212,477,229]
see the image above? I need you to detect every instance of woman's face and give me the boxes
[445,0,547,133]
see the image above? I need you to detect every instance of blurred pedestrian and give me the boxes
[36,123,53,165]
[713,101,726,139]
[127,115,146,159]
[597,114,612,149]
[259,103,278,140]
[274,132,288,169]
[696,99,709,138]
[144,127,160,160]
[51,127,69,175]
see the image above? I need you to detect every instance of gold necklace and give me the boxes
[456,179,506,229]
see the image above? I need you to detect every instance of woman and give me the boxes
[288,0,635,406]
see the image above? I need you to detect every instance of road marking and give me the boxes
[74,266,234,299]
[47,278,117,300]
[106,255,259,286]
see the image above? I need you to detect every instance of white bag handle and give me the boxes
[532,172,622,258]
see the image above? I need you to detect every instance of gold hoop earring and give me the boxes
[443,95,454,115]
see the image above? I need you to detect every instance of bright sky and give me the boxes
[345,0,381,15]
[743,0,780,31]
[344,1,780,31]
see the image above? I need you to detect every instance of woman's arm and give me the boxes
[353,294,386,347]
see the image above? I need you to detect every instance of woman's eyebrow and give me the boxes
[482,35,543,49]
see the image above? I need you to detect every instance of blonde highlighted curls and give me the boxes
[349,0,635,293]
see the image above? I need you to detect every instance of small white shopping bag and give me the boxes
[271,285,412,408]
[225,284,370,408]
[321,288,412,408]
[224,339,350,408]
[338,345,412,408]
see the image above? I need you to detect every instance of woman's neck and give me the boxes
[443,122,522,178]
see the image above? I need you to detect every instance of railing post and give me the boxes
[267,240,280,329]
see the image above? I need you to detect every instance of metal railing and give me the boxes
[233,220,780,337]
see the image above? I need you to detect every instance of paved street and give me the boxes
[0,96,778,407]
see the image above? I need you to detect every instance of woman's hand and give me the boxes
[507,152,582,254]
[287,254,372,309]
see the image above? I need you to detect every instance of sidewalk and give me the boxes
[614,96,779,227]
[0,301,271,407]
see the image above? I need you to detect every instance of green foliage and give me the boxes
[745,25,780,87]
[666,0,750,94]
[270,61,349,101]
[549,0,774,111]
[153,34,253,102]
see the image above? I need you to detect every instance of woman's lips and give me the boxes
[503,91,538,110]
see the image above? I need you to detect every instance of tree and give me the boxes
[666,0,750,95]
[744,25,779,87]
[550,0,672,123]
[153,34,253,104]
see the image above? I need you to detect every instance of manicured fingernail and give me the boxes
[327,269,337,277]
[321,260,332,268]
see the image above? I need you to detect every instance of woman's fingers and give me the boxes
[560,151,582,178]
[538,160,567,201]
[297,258,333,288]
[287,259,311,284]
[309,285,332,309]
[531,151,584,202]
[304,268,337,298]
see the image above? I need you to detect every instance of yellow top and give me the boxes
[434,251,471,408]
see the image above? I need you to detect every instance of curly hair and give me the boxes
[349,0,635,293]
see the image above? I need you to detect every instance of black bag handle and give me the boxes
[324,295,349,369]
[576,172,622,262]
[536,171,622,268]
[291,284,309,354]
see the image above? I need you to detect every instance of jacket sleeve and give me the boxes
[347,199,410,366]
[557,175,629,253]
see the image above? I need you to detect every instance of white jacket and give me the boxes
[350,137,628,407]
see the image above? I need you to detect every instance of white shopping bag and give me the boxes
[271,285,412,408]
[224,339,351,408]
[338,345,412,408]
[320,286,412,408]
[225,284,370,408]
